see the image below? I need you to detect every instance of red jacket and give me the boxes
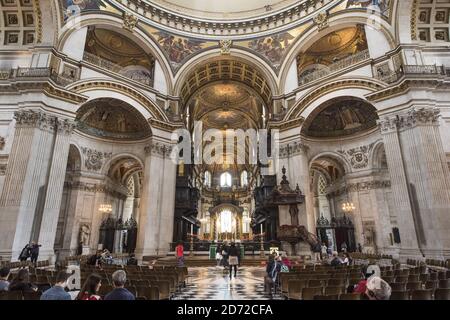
[176,245,184,257]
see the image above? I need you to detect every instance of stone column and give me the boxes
[396,108,450,258]
[135,141,175,259]
[379,114,422,257]
[0,110,58,260]
[38,119,75,261]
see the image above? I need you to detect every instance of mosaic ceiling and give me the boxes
[303,99,379,138]
[76,98,151,140]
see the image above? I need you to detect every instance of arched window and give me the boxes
[220,172,232,188]
[204,171,211,187]
[241,170,248,187]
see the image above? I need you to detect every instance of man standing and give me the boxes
[30,242,41,266]
[40,272,71,300]
[19,244,31,262]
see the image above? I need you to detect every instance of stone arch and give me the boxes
[279,13,395,94]
[371,140,388,170]
[56,13,173,94]
[103,153,145,185]
[309,151,352,176]
[285,77,385,121]
[69,79,168,122]
[173,48,279,100]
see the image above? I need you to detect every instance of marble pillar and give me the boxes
[135,141,175,259]
[38,119,75,261]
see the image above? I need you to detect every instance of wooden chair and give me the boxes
[324,286,344,296]
[390,282,407,291]
[395,276,408,283]
[438,272,447,280]
[301,287,323,300]
[419,274,429,283]
[411,289,433,300]
[152,280,171,300]
[307,279,324,288]
[425,280,439,290]
[406,282,422,291]
[23,291,42,300]
[439,279,450,289]
[408,275,420,283]
[0,291,23,300]
[287,280,307,300]
[328,278,346,287]
[99,284,113,297]
[434,288,450,300]
[390,291,410,300]
[429,272,438,281]
[339,293,361,300]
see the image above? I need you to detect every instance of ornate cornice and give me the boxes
[410,0,419,41]
[64,181,127,199]
[33,0,43,43]
[81,147,113,172]
[327,180,391,197]
[116,0,338,39]
[279,141,309,159]
[149,118,184,132]
[268,117,304,131]
[56,118,76,135]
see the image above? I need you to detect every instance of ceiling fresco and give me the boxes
[61,0,394,74]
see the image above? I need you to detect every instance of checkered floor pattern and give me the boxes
[173,266,284,300]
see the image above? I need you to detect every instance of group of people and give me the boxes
[348,264,392,300]
[86,249,114,268]
[0,265,136,300]
[264,253,292,296]
[18,242,41,266]
[311,241,362,263]
[215,242,241,278]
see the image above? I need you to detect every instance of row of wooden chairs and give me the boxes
[0,291,42,300]
[390,288,450,300]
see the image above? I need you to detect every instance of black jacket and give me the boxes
[228,246,240,257]
[30,244,41,257]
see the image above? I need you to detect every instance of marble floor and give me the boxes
[174,266,282,300]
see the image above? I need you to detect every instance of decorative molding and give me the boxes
[144,141,173,158]
[268,117,304,131]
[338,143,376,170]
[220,39,232,55]
[411,0,419,41]
[56,118,76,135]
[64,181,127,199]
[149,118,184,132]
[81,147,112,172]
[32,0,42,43]
[327,180,391,196]
[0,164,6,176]
[313,11,329,31]
[123,12,138,32]
[279,141,309,159]
[0,137,5,150]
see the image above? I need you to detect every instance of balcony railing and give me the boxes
[82,51,154,87]
[298,49,370,86]
[377,64,447,83]
[0,67,78,86]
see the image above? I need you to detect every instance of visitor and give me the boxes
[228,242,240,279]
[77,273,102,300]
[341,242,348,253]
[9,269,37,293]
[365,276,392,300]
[40,271,71,300]
[221,242,229,269]
[312,242,322,262]
[18,244,31,262]
[175,241,184,267]
[30,242,41,266]
[357,243,363,253]
[0,267,11,291]
[215,249,222,267]
[104,270,135,300]
[101,249,113,265]
[342,253,352,266]
[281,252,292,270]
[321,242,328,260]
[87,251,102,267]
[330,251,342,267]
[264,255,281,295]
[127,254,138,266]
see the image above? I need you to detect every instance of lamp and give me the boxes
[342,201,355,213]
[99,204,113,213]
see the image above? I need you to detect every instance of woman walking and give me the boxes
[228,243,240,279]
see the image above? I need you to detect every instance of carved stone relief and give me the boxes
[338,143,376,169]
[81,147,112,171]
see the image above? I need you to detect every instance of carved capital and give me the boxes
[56,118,76,135]
[144,141,173,158]
[400,107,440,129]
[378,116,398,133]
[81,147,112,172]
[14,110,57,132]
[279,141,309,158]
